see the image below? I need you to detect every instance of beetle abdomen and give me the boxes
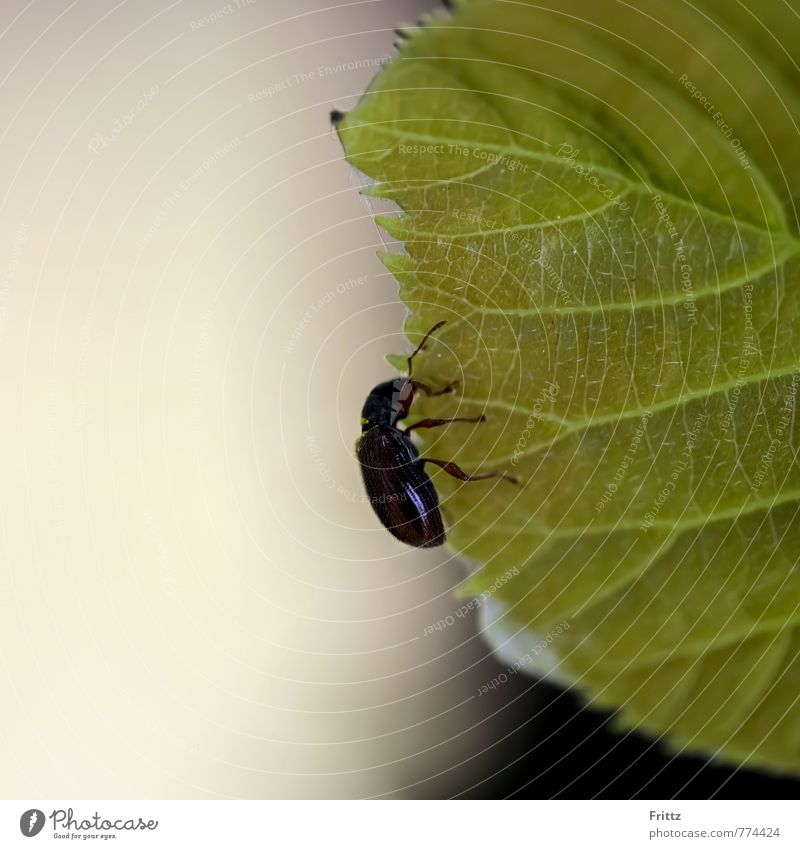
[356,426,445,548]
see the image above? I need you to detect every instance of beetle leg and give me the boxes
[407,320,447,374]
[405,415,485,432]
[410,378,459,397]
[421,457,519,484]
[407,320,447,373]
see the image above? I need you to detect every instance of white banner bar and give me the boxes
[1,800,797,848]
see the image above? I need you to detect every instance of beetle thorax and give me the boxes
[361,377,415,430]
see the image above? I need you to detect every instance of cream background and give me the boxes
[0,0,529,798]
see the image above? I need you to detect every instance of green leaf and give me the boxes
[335,0,800,773]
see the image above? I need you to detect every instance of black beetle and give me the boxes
[356,321,517,548]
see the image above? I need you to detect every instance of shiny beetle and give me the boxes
[356,321,517,548]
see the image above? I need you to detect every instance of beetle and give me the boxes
[356,320,517,548]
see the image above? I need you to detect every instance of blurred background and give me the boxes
[1,0,798,799]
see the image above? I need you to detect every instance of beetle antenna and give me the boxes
[407,320,447,375]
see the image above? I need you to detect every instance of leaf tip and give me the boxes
[374,214,406,239]
[377,249,415,276]
[385,353,407,372]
